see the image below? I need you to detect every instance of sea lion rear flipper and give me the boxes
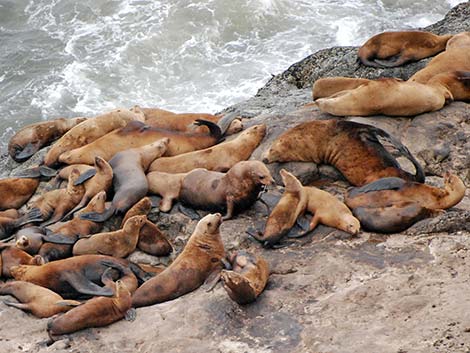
[79,206,115,223]
[348,177,406,198]
[3,301,30,311]
[42,233,77,245]
[55,300,81,307]
[373,54,410,68]
[177,204,201,220]
[16,208,43,227]
[13,167,41,178]
[125,308,137,322]
[15,142,40,162]
[74,168,97,186]
[38,166,57,178]
[63,271,114,297]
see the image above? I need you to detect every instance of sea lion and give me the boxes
[426,70,470,101]
[44,107,145,166]
[73,215,147,258]
[26,168,85,227]
[58,164,94,180]
[358,31,453,68]
[121,198,172,257]
[0,211,43,240]
[15,226,46,254]
[264,119,424,186]
[132,213,226,308]
[10,255,140,298]
[312,77,371,99]
[58,119,223,165]
[8,117,87,162]
[147,161,275,219]
[345,172,466,211]
[0,244,44,278]
[314,78,453,117]
[148,124,266,173]
[39,191,107,262]
[80,139,169,222]
[47,273,133,341]
[221,251,270,305]
[0,281,80,318]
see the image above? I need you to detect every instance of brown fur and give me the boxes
[132,213,226,307]
[312,77,371,99]
[0,244,44,278]
[0,178,40,210]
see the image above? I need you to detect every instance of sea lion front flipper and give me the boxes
[79,206,115,223]
[38,166,58,178]
[54,300,81,307]
[15,142,40,162]
[3,301,30,311]
[42,233,77,245]
[177,204,201,220]
[202,269,222,292]
[348,177,406,198]
[125,308,137,322]
[373,54,411,68]
[15,209,43,227]
[193,119,223,142]
[287,215,312,238]
[13,167,41,178]
[74,168,96,186]
[62,271,114,297]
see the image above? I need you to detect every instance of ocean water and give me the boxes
[0,0,465,152]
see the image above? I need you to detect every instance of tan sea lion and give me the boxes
[0,244,44,278]
[44,107,145,166]
[132,213,226,308]
[426,70,470,101]
[148,124,266,173]
[358,31,453,68]
[312,77,371,99]
[0,281,80,318]
[314,78,453,116]
[221,251,270,305]
[147,161,275,220]
[59,119,223,165]
[73,215,147,258]
[8,117,87,162]
[264,119,424,186]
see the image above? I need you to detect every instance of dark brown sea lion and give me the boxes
[147,161,274,220]
[221,251,270,305]
[148,124,266,173]
[44,107,145,166]
[59,119,223,165]
[0,244,44,278]
[0,212,43,240]
[312,77,371,99]
[358,31,452,68]
[9,254,140,298]
[8,117,87,162]
[132,213,226,308]
[0,281,80,318]
[263,119,424,186]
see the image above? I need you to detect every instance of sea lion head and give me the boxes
[95,156,112,173]
[226,119,244,135]
[243,124,266,140]
[443,172,466,197]
[67,168,85,195]
[246,161,274,186]
[122,215,147,233]
[339,214,361,235]
[196,213,222,236]
[280,169,303,192]
[86,191,107,213]
[15,235,31,250]
[446,32,470,49]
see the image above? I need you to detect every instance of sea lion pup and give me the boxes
[0,281,80,318]
[221,251,269,305]
[59,119,223,165]
[0,244,44,278]
[26,168,85,227]
[345,172,466,211]
[80,139,169,222]
[8,117,87,163]
[15,227,45,255]
[147,161,275,219]
[73,215,147,258]
[44,106,145,167]
[315,77,453,117]
[47,272,133,341]
[264,120,424,186]
[39,191,107,262]
[358,31,453,68]
[312,77,371,99]
[132,213,226,308]
[120,198,172,257]
[148,124,266,173]
[10,254,140,298]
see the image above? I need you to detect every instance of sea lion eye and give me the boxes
[208,222,212,226]
[259,175,265,179]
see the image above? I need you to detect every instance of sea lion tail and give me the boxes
[194,119,223,141]
[79,205,115,223]
[216,112,239,135]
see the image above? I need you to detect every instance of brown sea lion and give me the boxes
[44,107,145,166]
[426,70,470,101]
[264,119,424,186]
[0,244,44,278]
[80,139,169,222]
[73,215,147,258]
[345,173,466,211]
[221,251,270,305]
[312,77,371,99]
[148,124,266,173]
[121,198,172,257]
[314,78,453,116]
[47,273,133,341]
[8,117,87,162]
[147,161,275,219]
[0,281,80,318]
[10,254,140,298]
[132,213,226,308]
[59,119,223,165]
[358,31,453,68]
[26,168,85,227]
[58,164,94,180]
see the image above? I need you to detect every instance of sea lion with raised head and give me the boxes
[8,117,87,163]
[44,107,145,166]
[221,251,270,305]
[132,213,226,308]
[264,119,424,186]
[148,124,266,173]
[0,281,80,318]
[358,31,453,68]
[15,226,46,255]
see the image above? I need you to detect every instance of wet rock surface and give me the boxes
[1,3,470,353]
